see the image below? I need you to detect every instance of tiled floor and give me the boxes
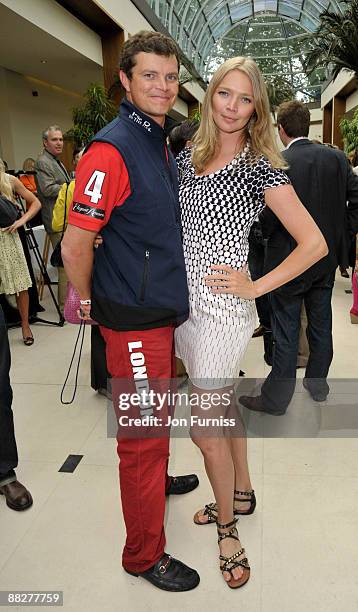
[0,274,357,611]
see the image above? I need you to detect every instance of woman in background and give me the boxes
[0,159,41,344]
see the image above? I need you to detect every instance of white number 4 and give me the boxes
[84,170,106,204]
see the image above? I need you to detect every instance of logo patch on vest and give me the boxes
[72,202,105,220]
[128,111,152,132]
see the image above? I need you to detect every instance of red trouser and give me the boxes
[100,325,174,573]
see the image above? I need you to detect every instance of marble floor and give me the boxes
[0,273,357,611]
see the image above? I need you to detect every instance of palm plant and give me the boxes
[303,0,358,81]
[265,76,295,118]
[68,83,117,147]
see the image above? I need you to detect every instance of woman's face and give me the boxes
[212,69,255,135]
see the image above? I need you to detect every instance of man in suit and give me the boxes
[0,305,33,511]
[35,125,70,314]
[240,100,358,415]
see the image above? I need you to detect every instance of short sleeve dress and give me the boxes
[174,144,290,387]
[0,195,32,297]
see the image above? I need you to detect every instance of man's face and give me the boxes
[44,130,63,156]
[120,52,179,126]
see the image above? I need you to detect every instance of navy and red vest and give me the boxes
[90,99,189,331]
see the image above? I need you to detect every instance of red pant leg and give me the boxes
[100,325,175,573]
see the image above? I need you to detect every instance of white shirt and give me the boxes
[286,137,310,150]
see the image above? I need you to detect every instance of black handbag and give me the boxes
[50,183,69,268]
[0,195,18,228]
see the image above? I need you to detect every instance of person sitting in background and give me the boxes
[18,158,42,228]
[0,158,41,345]
[19,158,37,194]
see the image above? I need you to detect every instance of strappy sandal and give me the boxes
[234,489,256,516]
[193,489,256,525]
[217,518,250,589]
[22,334,34,346]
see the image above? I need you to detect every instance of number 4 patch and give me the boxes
[84,170,106,204]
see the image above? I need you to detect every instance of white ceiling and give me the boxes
[0,3,103,95]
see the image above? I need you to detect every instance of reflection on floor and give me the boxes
[0,274,357,612]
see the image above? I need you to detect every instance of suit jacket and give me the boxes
[35,150,70,234]
[261,139,358,280]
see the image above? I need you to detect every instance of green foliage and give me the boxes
[265,76,295,115]
[189,108,201,122]
[340,110,358,153]
[304,0,358,81]
[69,83,117,147]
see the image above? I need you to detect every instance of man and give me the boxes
[240,100,358,415]
[0,305,33,511]
[62,31,199,591]
[35,125,70,315]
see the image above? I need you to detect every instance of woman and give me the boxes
[175,57,327,589]
[0,158,41,344]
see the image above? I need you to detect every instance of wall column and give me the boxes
[102,28,125,107]
[332,95,346,149]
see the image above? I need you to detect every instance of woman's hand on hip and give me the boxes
[204,264,258,299]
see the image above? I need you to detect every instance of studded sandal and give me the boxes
[217,518,250,589]
[193,489,256,525]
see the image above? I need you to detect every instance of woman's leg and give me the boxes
[15,291,32,339]
[229,436,254,512]
[191,386,245,581]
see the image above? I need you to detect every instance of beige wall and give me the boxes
[0,67,81,170]
[321,70,355,109]
[0,0,103,65]
[96,0,154,36]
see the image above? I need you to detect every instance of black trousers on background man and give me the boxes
[261,271,335,414]
[0,305,18,485]
[248,222,271,329]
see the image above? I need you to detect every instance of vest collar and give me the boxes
[120,98,167,140]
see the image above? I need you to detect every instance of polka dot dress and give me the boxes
[174,144,290,387]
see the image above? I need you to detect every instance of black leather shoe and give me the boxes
[124,553,200,591]
[0,480,33,511]
[252,324,266,338]
[239,395,285,416]
[166,474,199,495]
[303,379,328,402]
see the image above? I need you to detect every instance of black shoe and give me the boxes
[252,324,266,338]
[239,395,285,416]
[166,474,199,495]
[303,379,328,402]
[124,554,200,591]
[0,480,33,511]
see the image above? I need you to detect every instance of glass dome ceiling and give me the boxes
[146,0,344,100]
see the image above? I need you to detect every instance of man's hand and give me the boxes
[78,303,92,321]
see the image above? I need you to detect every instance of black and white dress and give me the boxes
[175,144,290,388]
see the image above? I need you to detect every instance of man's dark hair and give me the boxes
[168,119,200,157]
[119,31,181,78]
[276,100,311,138]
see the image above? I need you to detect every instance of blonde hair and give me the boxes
[0,158,14,201]
[22,157,36,172]
[192,56,287,172]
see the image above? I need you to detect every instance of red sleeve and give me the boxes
[68,142,131,232]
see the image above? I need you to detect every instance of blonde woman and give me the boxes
[0,159,41,344]
[175,57,327,589]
